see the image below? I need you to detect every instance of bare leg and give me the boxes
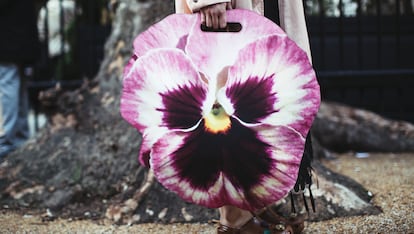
[219,205,253,228]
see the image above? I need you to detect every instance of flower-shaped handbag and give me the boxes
[121,9,320,211]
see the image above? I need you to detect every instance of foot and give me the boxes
[257,208,305,234]
[219,206,253,229]
[217,216,294,234]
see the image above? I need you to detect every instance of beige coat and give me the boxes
[174,0,312,61]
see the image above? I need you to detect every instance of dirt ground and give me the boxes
[0,152,413,233]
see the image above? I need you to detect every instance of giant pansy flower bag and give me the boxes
[121,9,320,211]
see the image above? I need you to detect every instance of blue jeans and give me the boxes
[0,63,29,158]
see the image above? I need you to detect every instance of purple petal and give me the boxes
[186,9,285,80]
[121,48,208,135]
[138,136,151,167]
[123,54,138,79]
[224,35,320,137]
[125,14,196,81]
[133,13,196,57]
[151,119,304,211]
[221,75,278,123]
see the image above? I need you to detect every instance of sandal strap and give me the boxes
[217,216,293,234]
[217,223,239,234]
[217,217,262,234]
[256,208,305,234]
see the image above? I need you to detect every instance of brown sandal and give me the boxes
[257,208,305,234]
[217,216,295,234]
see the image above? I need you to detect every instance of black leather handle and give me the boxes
[200,22,242,32]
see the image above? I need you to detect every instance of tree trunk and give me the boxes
[1,0,410,224]
[313,102,414,153]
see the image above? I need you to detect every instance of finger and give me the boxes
[218,13,226,28]
[200,11,206,25]
[212,15,219,29]
[205,14,212,28]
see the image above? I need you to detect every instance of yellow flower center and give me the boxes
[204,104,231,134]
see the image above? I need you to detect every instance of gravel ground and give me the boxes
[0,153,413,233]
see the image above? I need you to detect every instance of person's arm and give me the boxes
[278,0,312,62]
[182,0,254,12]
[200,2,232,29]
[175,0,254,29]
[175,0,232,29]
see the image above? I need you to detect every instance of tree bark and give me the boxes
[313,102,414,153]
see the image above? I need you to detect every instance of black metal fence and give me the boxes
[31,0,414,123]
[307,0,414,123]
[266,0,414,123]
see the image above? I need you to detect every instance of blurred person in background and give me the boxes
[0,0,40,159]
[37,0,75,61]
[37,0,75,81]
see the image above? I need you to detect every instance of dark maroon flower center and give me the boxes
[172,119,273,191]
[227,75,279,123]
